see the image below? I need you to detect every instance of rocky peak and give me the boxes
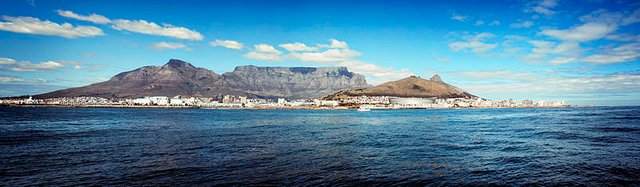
[430,74,444,83]
[164,59,195,69]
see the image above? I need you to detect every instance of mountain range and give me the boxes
[35,59,476,100]
[35,59,370,99]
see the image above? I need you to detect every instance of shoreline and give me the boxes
[0,104,580,110]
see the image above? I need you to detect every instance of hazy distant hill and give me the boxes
[323,75,476,99]
[35,59,370,99]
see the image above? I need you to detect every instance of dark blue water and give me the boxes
[1,107,639,186]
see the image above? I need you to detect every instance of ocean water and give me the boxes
[1,107,639,186]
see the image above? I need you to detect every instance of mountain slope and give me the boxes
[323,75,475,99]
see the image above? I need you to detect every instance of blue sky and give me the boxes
[0,0,639,105]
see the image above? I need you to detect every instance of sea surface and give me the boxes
[1,107,639,186]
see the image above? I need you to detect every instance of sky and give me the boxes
[0,0,639,105]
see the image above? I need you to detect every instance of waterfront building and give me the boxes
[222,95,235,103]
[319,100,339,107]
[170,98,185,106]
[277,98,287,106]
[522,100,534,107]
[149,96,169,105]
[133,97,152,105]
[389,97,435,107]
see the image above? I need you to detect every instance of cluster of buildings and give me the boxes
[333,95,567,109]
[0,96,125,106]
[0,95,345,109]
[0,95,567,109]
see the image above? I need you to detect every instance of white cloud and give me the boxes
[528,0,558,16]
[523,40,582,64]
[457,72,640,97]
[0,57,65,72]
[209,39,244,50]
[0,74,48,83]
[605,34,640,42]
[111,19,203,40]
[338,60,413,84]
[622,8,640,25]
[279,42,318,52]
[150,42,187,50]
[289,49,360,62]
[488,20,500,26]
[579,9,624,24]
[243,52,283,62]
[243,39,412,85]
[449,69,640,103]
[254,44,282,54]
[541,8,640,43]
[519,8,640,65]
[474,20,485,26]
[510,20,534,28]
[0,16,104,38]
[56,10,111,24]
[451,14,467,22]
[581,42,640,64]
[289,41,410,84]
[0,58,17,65]
[548,57,578,64]
[540,22,617,42]
[243,44,283,61]
[317,39,348,48]
[448,32,497,53]
[11,61,64,72]
[58,61,108,72]
[55,9,208,41]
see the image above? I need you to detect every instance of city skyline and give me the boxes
[1,0,639,105]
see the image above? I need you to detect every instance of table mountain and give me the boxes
[35,59,369,99]
[323,75,475,100]
[224,65,369,99]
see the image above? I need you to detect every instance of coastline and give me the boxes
[0,104,577,110]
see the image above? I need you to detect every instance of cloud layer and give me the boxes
[0,57,65,72]
[111,19,203,41]
[449,33,497,54]
[55,10,203,41]
[241,39,412,84]
[210,39,244,50]
[0,16,104,38]
[243,44,283,61]
[56,10,111,24]
[0,74,48,83]
[150,42,187,50]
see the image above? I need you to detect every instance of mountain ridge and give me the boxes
[35,59,369,99]
[323,75,476,100]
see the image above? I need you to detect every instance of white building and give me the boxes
[149,96,169,105]
[319,100,339,107]
[170,98,185,106]
[133,97,152,105]
[277,98,287,106]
